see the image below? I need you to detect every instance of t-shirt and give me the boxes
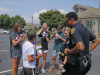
[38,31,50,50]
[22,41,37,68]
[53,31,65,52]
[10,32,22,58]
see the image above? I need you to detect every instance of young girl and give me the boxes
[59,28,71,75]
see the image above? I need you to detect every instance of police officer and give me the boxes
[64,12,99,75]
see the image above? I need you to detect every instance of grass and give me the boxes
[97,36,100,38]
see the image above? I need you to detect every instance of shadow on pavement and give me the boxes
[19,70,24,75]
[38,62,51,71]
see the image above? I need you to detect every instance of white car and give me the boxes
[0,29,10,35]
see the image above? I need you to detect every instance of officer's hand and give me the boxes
[64,48,70,55]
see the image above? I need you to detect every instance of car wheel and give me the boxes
[4,32,7,35]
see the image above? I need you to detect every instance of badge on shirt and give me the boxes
[71,28,75,34]
[67,41,69,44]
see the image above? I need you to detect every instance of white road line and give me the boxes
[0,67,23,74]
[0,50,9,52]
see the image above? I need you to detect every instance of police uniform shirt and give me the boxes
[70,22,96,54]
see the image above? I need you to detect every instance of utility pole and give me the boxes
[31,16,33,29]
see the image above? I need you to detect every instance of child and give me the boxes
[59,28,71,75]
[48,24,66,74]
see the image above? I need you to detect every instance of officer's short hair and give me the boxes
[65,12,78,21]
[27,30,36,40]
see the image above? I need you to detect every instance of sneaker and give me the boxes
[48,68,55,72]
[41,68,45,74]
[56,69,61,74]
[35,70,39,74]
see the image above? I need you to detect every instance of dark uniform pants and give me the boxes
[63,59,91,75]
[62,62,69,75]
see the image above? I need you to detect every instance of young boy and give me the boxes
[22,30,43,75]
[36,23,50,74]
[48,24,66,74]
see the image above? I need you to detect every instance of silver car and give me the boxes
[0,29,10,35]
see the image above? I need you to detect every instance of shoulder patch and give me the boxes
[71,28,75,34]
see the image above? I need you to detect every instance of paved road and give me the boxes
[0,35,100,75]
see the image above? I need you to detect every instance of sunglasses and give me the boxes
[66,19,71,23]
[64,33,68,35]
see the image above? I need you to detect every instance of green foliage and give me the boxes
[0,14,10,29]
[0,14,26,29]
[97,36,100,38]
[39,9,66,28]
[33,26,40,33]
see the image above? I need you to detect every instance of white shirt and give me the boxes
[22,41,37,68]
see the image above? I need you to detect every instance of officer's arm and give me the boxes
[89,38,99,52]
[68,42,84,54]
[89,31,99,52]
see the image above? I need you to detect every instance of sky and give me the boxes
[0,0,100,24]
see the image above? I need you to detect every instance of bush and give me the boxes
[97,36,100,38]
[33,26,40,33]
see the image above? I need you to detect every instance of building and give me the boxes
[23,23,40,30]
[73,0,100,35]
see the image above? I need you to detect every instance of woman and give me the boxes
[36,23,50,74]
[59,28,71,75]
[10,22,24,75]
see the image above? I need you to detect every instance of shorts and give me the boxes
[52,50,61,58]
[23,67,35,75]
[39,49,48,54]
[10,49,22,58]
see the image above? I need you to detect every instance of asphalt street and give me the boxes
[0,35,100,75]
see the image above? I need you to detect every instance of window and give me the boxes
[75,7,78,13]
[85,21,93,32]
[98,21,100,33]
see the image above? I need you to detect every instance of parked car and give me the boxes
[0,29,10,35]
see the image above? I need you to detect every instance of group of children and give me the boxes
[22,23,71,75]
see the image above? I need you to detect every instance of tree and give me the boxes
[0,14,26,29]
[14,15,26,28]
[33,26,40,33]
[39,9,66,28]
[10,17,15,28]
[0,14,10,29]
